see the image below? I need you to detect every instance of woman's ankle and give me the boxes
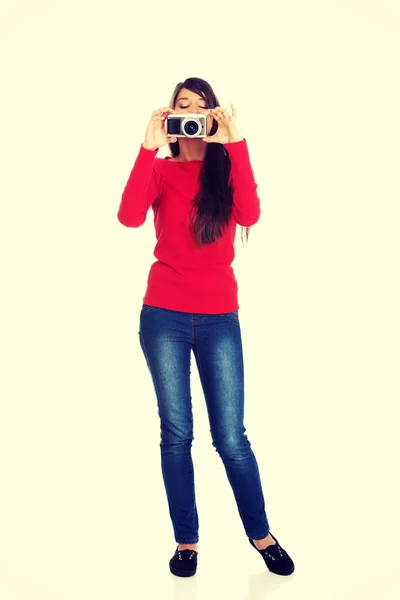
[178,543,198,551]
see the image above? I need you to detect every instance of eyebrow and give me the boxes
[177,97,207,102]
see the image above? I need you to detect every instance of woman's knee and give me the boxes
[160,435,194,454]
[212,433,252,460]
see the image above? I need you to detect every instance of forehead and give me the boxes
[176,89,205,101]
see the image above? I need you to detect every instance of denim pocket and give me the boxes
[224,311,240,324]
[141,304,155,314]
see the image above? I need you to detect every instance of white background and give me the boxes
[1,1,399,598]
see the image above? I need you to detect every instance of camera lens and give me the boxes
[184,120,199,135]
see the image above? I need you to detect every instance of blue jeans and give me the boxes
[138,304,270,544]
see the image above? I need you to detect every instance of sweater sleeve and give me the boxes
[117,144,160,227]
[224,138,261,227]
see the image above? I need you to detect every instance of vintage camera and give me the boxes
[166,113,207,138]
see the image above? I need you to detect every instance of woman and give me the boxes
[118,77,295,578]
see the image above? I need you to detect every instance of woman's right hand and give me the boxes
[143,107,178,150]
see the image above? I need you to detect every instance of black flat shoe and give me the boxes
[249,532,295,576]
[169,546,198,577]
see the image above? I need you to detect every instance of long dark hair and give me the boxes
[168,77,250,250]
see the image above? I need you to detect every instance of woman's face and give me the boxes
[173,88,214,136]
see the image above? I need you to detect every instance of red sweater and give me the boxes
[117,138,260,314]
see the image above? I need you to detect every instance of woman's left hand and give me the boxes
[202,104,243,144]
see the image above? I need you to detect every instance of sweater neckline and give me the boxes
[165,157,204,163]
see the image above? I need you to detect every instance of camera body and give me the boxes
[166,113,207,138]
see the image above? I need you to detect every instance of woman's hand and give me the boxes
[143,107,178,151]
[202,103,243,144]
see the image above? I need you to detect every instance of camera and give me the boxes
[166,113,207,138]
